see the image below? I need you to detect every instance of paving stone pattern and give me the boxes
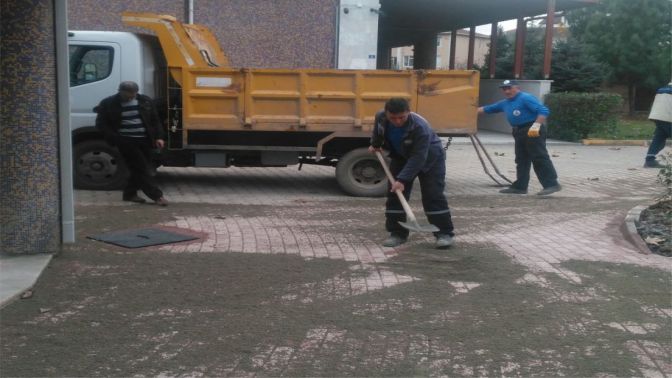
[13,142,671,376]
[77,143,667,272]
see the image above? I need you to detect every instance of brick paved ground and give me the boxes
[2,139,670,377]
[76,140,668,272]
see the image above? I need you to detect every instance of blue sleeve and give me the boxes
[523,94,550,117]
[483,100,505,114]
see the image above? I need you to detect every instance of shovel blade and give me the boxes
[398,220,439,233]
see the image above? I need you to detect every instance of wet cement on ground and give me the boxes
[1,196,670,376]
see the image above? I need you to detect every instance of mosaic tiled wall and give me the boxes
[1,0,61,254]
[67,0,187,35]
[194,0,337,68]
[68,0,338,68]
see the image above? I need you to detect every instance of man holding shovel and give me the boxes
[369,98,455,249]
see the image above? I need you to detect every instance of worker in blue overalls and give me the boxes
[478,80,562,196]
[369,97,455,249]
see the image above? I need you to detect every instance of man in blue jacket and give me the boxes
[478,80,561,195]
[369,98,455,249]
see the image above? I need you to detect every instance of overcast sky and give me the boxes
[475,19,522,34]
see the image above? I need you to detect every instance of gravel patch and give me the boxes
[637,199,672,257]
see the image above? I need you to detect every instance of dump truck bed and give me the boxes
[175,67,479,140]
[122,12,479,144]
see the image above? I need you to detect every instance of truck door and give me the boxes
[68,42,121,130]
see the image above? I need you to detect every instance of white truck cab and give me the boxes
[68,31,164,189]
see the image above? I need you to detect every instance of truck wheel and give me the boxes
[335,148,388,197]
[73,140,128,190]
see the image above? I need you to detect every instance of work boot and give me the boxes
[499,187,527,194]
[123,195,146,203]
[382,234,407,248]
[536,184,562,196]
[435,234,454,249]
[643,160,663,168]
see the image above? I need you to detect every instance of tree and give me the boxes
[550,38,608,92]
[480,27,513,78]
[480,26,544,79]
[520,27,545,80]
[566,0,672,114]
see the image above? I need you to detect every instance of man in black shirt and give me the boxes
[95,81,168,206]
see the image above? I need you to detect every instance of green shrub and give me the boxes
[545,92,622,141]
[658,152,672,202]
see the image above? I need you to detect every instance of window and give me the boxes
[403,55,414,68]
[390,56,398,69]
[69,45,113,86]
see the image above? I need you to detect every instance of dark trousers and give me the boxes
[511,123,559,190]
[385,154,454,239]
[116,137,163,201]
[646,120,671,161]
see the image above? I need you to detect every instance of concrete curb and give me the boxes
[582,139,672,146]
[621,204,652,255]
[0,253,53,309]
[582,139,648,146]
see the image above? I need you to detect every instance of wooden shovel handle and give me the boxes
[375,151,418,223]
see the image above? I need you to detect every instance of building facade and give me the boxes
[68,0,340,69]
[1,0,62,254]
[391,29,490,70]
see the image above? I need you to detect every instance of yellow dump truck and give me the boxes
[69,12,479,196]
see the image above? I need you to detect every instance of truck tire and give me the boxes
[73,139,128,190]
[335,148,388,197]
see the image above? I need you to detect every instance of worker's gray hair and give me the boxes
[118,81,139,92]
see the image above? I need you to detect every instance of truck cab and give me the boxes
[69,31,164,189]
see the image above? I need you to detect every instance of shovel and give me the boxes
[375,151,439,233]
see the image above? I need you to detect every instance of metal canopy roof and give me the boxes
[379,0,598,46]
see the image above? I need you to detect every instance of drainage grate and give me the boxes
[88,228,198,248]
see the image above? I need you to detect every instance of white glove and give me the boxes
[528,122,542,137]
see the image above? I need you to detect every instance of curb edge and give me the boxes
[582,139,648,146]
[621,204,652,255]
[0,254,53,310]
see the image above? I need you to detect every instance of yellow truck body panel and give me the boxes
[178,67,478,140]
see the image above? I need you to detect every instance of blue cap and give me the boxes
[498,79,519,88]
